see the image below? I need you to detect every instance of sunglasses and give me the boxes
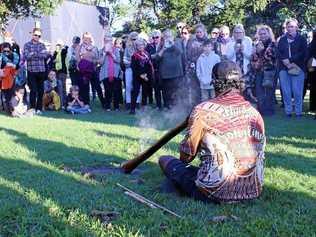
[152,36,160,39]
[212,32,219,34]
[132,38,137,41]
[33,34,41,38]
[181,32,188,35]
[2,50,10,53]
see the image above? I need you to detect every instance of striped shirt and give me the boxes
[23,40,48,73]
[180,90,266,202]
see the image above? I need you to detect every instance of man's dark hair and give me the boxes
[212,60,243,94]
[14,85,25,93]
[1,42,12,51]
[202,39,213,47]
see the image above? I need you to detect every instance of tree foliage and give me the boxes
[122,0,315,35]
[0,0,63,25]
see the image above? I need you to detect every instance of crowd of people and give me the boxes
[0,18,315,118]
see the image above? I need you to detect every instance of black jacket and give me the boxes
[277,33,307,71]
[158,46,185,79]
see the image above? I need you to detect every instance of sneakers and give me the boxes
[36,110,42,115]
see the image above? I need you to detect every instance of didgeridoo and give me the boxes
[121,117,189,173]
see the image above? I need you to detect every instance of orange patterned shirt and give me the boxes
[180,90,266,202]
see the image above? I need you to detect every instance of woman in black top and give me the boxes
[130,39,153,114]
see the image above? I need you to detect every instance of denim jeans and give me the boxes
[279,70,305,115]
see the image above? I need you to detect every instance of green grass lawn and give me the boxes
[0,103,315,237]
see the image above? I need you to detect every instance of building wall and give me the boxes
[6,0,109,49]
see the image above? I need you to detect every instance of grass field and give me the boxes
[0,102,315,237]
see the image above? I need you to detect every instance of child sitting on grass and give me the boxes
[42,70,61,111]
[66,85,91,114]
[10,86,35,118]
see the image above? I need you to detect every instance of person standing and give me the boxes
[217,25,232,59]
[226,24,253,75]
[53,40,68,107]
[307,30,316,113]
[146,30,164,110]
[77,32,105,107]
[23,28,49,114]
[130,39,153,114]
[157,30,185,109]
[68,36,81,86]
[0,42,20,113]
[99,33,121,111]
[277,19,307,117]
[186,24,209,106]
[196,39,220,101]
[123,32,142,110]
[245,25,277,116]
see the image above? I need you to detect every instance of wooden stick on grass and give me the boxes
[117,183,182,218]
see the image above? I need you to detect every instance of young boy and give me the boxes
[43,70,61,111]
[196,39,221,101]
[10,86,35,117]
[66,85,91,114]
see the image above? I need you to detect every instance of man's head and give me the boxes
[202,39,214,54]
[212,61,243,95]
[163,29,174,48]
[181,26,190,40]
[151,30,161,45]
[72,36,81,45]
[211,28,219,39]
[1,42,12,56]
[32,28,42,42]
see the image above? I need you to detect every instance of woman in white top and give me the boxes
[226,24,253,75]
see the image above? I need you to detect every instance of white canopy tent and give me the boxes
[6,0,109,49]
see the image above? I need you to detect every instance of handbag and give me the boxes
[307,57,315,72]
[262,69,275,88]
[288,66,301,76]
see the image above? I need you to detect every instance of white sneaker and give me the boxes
[36,110,42,115]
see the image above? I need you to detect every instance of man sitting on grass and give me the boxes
[159,61,266,203]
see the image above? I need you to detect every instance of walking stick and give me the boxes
[121,117,189,173]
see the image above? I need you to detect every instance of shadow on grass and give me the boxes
[0,127,156,236]
[1,154,315,236]
[266,151,316,176]
[93,129,180,150]
[0,181,91,236]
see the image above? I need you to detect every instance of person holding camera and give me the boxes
[226,24,253,75]
[157,29,185,110]
[245,25,277,116]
